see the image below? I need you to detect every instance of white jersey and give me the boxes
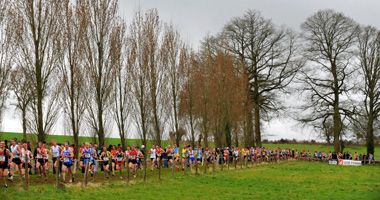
[20,148,31,163]
[150,148,156,159]
[51,145,60,158]
[10,145,20,158]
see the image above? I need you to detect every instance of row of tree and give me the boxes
[0,1,378,156]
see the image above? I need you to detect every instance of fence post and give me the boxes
[23,153,29,191]
[56,159,61,189]
[83,162,89,187]
[158,158,161,181]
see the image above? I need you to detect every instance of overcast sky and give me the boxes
[2,0,379,141]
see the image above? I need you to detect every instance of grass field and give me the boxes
[1,161,379,200]
[1,132,379,158]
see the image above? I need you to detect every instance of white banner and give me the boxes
[338,159,362,166]
[328,160,338,165]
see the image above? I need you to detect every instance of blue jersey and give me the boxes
[197,149,203,159]
[173,147,179,155]
[63,148,72,165]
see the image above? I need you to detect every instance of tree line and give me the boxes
[0,1,378,155]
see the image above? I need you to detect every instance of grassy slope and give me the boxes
[2,161,379,200]
[1,132,379,158]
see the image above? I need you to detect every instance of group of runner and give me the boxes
[0,138,376,188]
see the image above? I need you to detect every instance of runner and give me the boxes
[223,147,229,165]
[79,144,85,173]
[173,144,180,170]
[188,146,195,170]
[128,146,138,178]
[43,143,50,175]
[204,147,211,165]
[51,141,61,174]
[156,146,163,168]
[9,139,22,181]
[100,146,112,179]
[35,142,48,180]
[61,142,74,182]
[110,145,117,176]
[20,142,33,179]
[0,140,12,188]
[137,146,145,169]
[81,143,95,177]
[196,146,203,166]
[166,145,174,169]
[115,147,125,179]
[149,145,156,170]
[181,145,188,170]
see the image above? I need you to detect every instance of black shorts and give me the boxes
[129,159,137,164]
[37,158,45,165]
[63,163,73,168]
[197,158,202,162]
[0,163,8,169]
[21,163,32,169]
[12,158,22,165]
[103,161,109,166]
[167,156,173,160]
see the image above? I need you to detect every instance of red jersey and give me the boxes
[129,150,138,160]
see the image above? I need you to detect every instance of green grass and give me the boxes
[2,161,379,200]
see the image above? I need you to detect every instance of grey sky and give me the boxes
[120,0,380,48]
[2,0,379,141]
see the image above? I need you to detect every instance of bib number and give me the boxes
[85,153,91,158]
[103,157,109,161]
[64,158,70,163]
[0,156,5,162]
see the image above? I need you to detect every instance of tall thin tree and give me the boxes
[12,0,63,141]
[357,26,380,155]
[80,0,119,146]
[59,0,87,157]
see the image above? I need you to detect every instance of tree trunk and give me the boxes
[120,133,126,151]
[173,87,180,147]
[36,58,45,142]
[367,115,374,155]
[189,111,195,147]
[22,108,27,141]
[332,63,342,153]
[254,104,261,147]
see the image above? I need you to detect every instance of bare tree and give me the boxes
[146,9,168,146]
[11,0,63,142]
[179,49,198,147]
[221,10,300,146]
[9,67,32,140]
[80,0,119,146]
[300,9,359,152]
[127,10,151,181]
[111,20,130,150]
[161,23,184,147]
[217,17,254,147]
[357,26,380,155]
[59,0,87,157]
[0,1,12,130]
